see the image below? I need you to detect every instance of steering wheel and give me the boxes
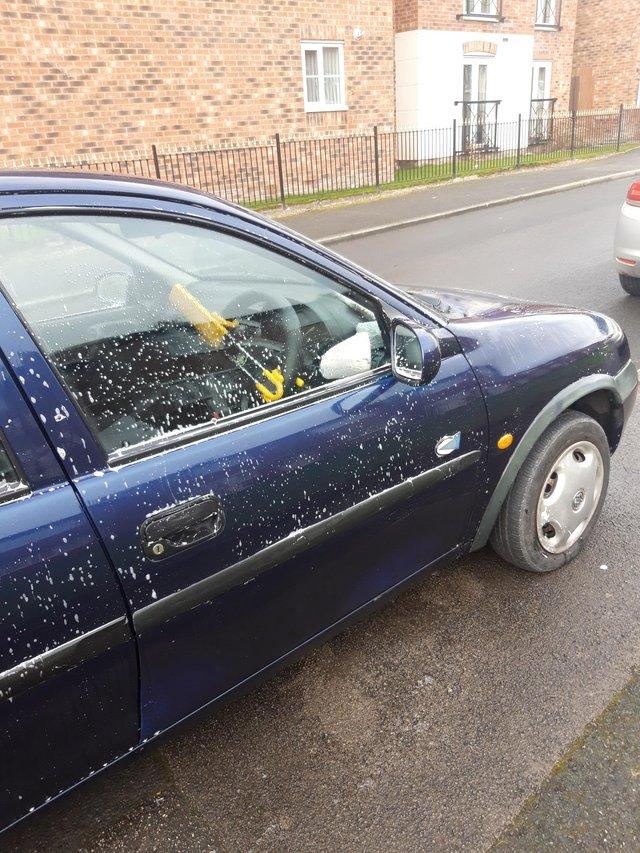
[220,289,303,388]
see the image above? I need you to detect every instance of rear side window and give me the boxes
[0,215,389,458]
[0,441,23,499]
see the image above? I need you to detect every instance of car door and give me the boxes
[0,204,488,739]
[0,348,138,830]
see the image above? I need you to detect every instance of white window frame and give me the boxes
[535,0,559,28]
[461,0,501,20]
[531,61,552,100]
[301,41,347,113]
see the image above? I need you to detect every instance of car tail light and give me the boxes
[627,181,640,206]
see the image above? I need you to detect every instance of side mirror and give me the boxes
[391,318,441,386]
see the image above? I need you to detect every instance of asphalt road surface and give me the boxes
[4,177,640,852]
[332,175,640,357]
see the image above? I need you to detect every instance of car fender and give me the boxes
[470,360,638,550]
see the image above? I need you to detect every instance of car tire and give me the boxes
[490,411,610,573]
[620,273,640,296]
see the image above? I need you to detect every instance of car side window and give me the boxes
[0,215,389,457]
[0,441,23,500]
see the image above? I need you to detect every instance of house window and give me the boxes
[463,62,488,106]
[532,62,552,101]
[459,61,499,151]
[535,0,560,27]
[530,62,554,143]
[463,0,501,18]
[301,42,346,112]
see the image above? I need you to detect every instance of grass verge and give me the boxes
[249,144,639,213]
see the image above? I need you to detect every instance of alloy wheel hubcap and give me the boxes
[536,440,604,554]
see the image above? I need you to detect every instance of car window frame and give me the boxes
[0,208,402,467]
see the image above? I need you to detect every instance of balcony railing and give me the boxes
[535,0,561,26]
[454,99,500,153]
[462,0,502,17]
[529,98,556,144]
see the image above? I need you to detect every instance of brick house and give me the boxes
[571,0,640,110]
[0,0,626,172]
[395,0,578,144]
[0,0,396,165]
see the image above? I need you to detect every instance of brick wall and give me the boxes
[398,0,540,33]
[534,0,578,111]
[572,0,640,109]
[0,1,395,165]
[394,0,419,33]
[0,0,624,174]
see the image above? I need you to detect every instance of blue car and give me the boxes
[0,172,636,831]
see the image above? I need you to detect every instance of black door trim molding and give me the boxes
[0,616,131,704]
[134,449,482,634]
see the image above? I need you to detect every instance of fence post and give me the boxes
[373,125,380,189]
[452,119,457,178]
[616,102,624,151]
[274,133,286,208]
[570,110,577,156]
[516,114,522,167]
[151,144,161,179]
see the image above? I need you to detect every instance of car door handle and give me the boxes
[140,494,225,560]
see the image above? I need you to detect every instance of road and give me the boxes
[4,177,640,852]
[331,175,640,353]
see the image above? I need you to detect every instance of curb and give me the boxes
[317,168,640,245]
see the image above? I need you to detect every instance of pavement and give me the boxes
[494,670,640,850]
[4,155,640,852]
[272,147,640,243]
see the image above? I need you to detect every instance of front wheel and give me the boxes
[490,411,610,572]
[620,273,640,296]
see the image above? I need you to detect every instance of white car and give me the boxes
[615,180,640,295]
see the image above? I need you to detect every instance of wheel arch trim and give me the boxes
[470,360,637,551]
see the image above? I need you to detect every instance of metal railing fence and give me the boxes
[49,105,640,208]
[529,97,556,144]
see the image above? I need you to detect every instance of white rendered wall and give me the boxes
[395,29,535,157]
